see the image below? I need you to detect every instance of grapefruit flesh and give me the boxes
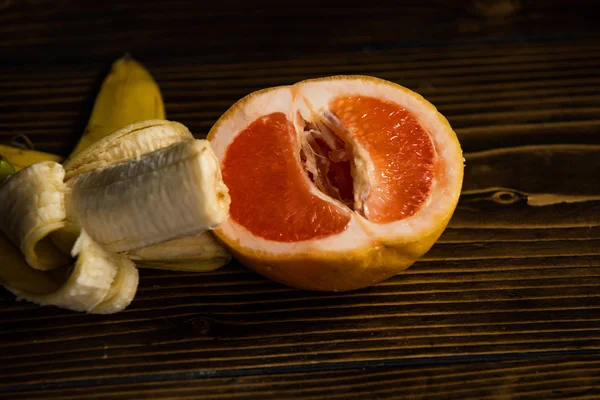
[223,95,436,240]
[208,76,463,291]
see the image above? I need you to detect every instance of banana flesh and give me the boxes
[66,140,230,253]
[0,162,69,270]
[90,252,139,314]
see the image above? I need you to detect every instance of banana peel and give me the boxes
[0,145,63,171]
[67,55,165,161]
[0,157,16,184]
[127,233,231,272]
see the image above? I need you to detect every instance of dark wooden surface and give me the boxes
[1,1,600,399]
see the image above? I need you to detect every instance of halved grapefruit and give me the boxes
[208,76,463,291]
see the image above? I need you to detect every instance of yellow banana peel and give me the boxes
[67,55,166,160]
[0,145,63,172]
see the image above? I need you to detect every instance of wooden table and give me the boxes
[1,1,599,398]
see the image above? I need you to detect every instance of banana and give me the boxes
[0,131,230,313]
[67,55,165,160]
[0,55,233,314]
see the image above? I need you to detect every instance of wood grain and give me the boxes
[1,0,600,398]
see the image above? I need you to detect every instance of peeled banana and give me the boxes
[0,122,230,314]
[0,55,232,314]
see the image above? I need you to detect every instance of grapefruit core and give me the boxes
[208,76,463,291]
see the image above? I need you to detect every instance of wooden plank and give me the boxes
[1,1,599,65]
[2,39,599,88]
[439,226,600,242]
[5,356,600,399]
[464,145,600,195]
[5,53,599,94]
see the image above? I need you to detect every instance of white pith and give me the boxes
[209,77,463,255]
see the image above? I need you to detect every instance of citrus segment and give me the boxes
[329,95,436,223]
[222,112,351,242]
